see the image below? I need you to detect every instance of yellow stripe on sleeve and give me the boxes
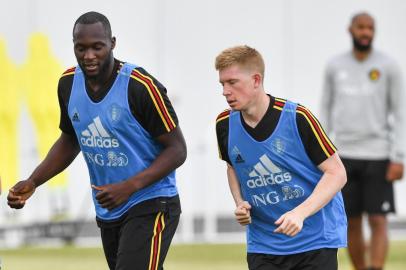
[132,70,176,130]
[297,110,331,157]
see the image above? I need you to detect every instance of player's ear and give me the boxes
[111,37,116,50]
[253,73,262,88]
[348,25,353,36]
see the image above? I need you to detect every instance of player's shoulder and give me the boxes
[273,97,287,111]
[295,102,310,111]
[216,109,231,130]
[58,66,76,89]
[128,65,165,93]
[295,102,312,114]
[60,66,76,78]
[273,97,312,117]
[372,50,400,69]
[295,103,321,127]
[216,109,231,123]
[373,50,393,60]
[129,66,154,82]
[216,109,231,136]
[326,51,353,68]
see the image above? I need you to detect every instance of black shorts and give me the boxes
[97,195,181,270]
[341,158,395,217]
[247,248,338,270]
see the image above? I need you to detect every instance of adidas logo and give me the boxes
[235,154,245,163]
[232,146,245,163]
[247,154,292,189]
[80,116,119,148]
[72,112,80,122]
[72,108,80,122]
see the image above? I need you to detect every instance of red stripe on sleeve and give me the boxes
[297,106,335,155]
[131,71,175,130]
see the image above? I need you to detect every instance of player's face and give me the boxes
[73,22,116,79]
[350,15,374,52]
[219,64,259,111]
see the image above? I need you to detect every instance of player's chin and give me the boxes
[229,104,241,111]
[84,71,99,79]
[7,202,24,209]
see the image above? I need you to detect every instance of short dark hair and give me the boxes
[350,12,374,25]
[73,11,112,38]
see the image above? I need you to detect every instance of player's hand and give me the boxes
[92,182,133,211]
[234,201,251,226]
[7,179,36,209]
[274,210,304,237]
[386,162,403,182]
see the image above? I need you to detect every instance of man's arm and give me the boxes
[7,132,80,209]
[226,164,251,226]
[319,64,334,132]
[386,61,405,181]
[274,153,346,236]
[93,126,187,210]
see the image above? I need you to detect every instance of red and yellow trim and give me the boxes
[130,69,176,132]
[215,109,231,159]
[148,212,166,270]
[216,109,231,124]
[61,66,76,77]
[273,97,286,111]
[296,105,336,157]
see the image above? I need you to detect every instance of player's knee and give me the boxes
[368,215,387,229]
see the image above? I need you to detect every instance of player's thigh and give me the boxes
[247,253,290,270]
[115,211,180,270]
[363,159,395,214]
[100,226,121,270]
[341,158,363,217]
[293,248,338,270]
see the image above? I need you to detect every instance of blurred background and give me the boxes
[0,0,406,269]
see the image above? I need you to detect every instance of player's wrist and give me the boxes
[25,178,38,189]
[291,207,308,221]
[235,200,244,207]
[122,178,137,194]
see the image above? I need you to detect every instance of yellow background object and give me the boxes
[0,37,20,190]
[0,34,67,190]
[20,33,66,188]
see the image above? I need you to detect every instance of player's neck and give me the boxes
[353,48,372,61]
[241,92,270,128]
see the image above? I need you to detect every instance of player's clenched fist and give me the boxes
[7,180,36,209]
[234,201,252,226]
[274,210,304,237]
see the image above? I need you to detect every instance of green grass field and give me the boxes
[1,241,405,270]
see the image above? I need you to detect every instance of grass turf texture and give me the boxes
[1,241,405,269]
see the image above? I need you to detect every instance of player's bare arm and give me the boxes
[93,126,187,210]
[227,164,251,226]
[386,162,404,182]
[274,153,347,236]
[7,132,80,209]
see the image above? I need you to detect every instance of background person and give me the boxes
[321,12,404,270]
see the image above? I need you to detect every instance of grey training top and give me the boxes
[320,50,404,162]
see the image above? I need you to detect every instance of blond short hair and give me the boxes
[215,45,265,77]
